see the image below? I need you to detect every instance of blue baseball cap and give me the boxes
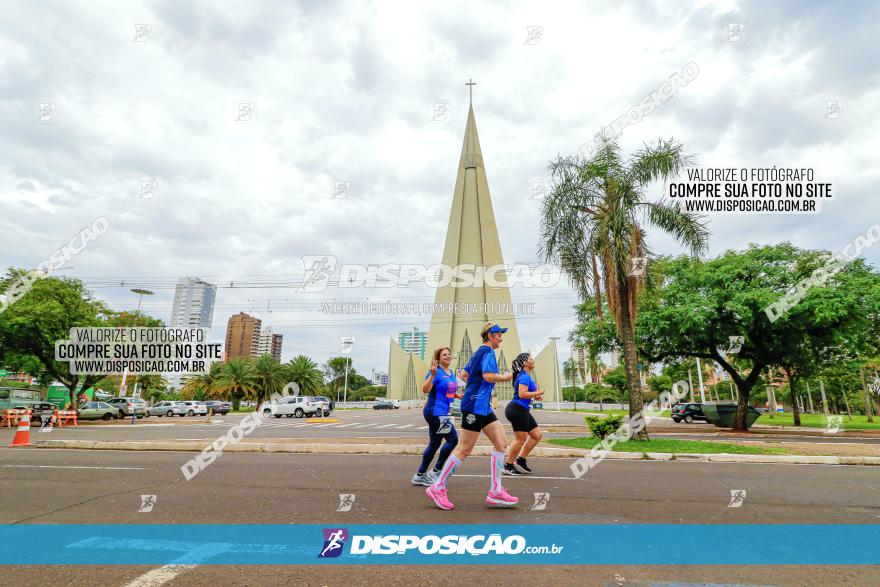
[487,324,508,334]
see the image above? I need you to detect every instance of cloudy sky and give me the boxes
[2,0,878,377]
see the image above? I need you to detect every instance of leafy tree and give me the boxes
[638,245,880,430]
[562,385,587,410]
[602,366,628,398]
[323,356,349,399]
[540,136,708,439]
[0,271,109,407]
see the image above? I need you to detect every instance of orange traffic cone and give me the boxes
[10,413,31,447]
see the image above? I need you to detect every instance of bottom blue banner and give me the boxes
[0,524,876,565]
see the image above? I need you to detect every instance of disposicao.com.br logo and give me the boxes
[319,529,563,557]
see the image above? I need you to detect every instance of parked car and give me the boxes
[12,402,57,425]
[78,401,119,421]
[373,398,399,410]
[671,402,708,424]
[180,401,208,416]
[260,396,319,418]
[309,396,332,417]
[108,397,148,418]
[203,400,231,415]
[148,401,185,417]
[312,395,335,413]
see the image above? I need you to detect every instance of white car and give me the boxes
[180,401,208,416]
[148,401,185,417]
[259,396,320,418]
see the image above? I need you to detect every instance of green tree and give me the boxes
[285,355,323,395]
[562,385,587,410]
[638,245,880,430]
[540,136,708,439]
[323,356,350,400]
[0,271,109,407]
[602,366,628,398]
[181,361,223,400]
[214,358,257,410]
[251,354,287,407]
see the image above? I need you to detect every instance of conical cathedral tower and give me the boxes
[387,97,535,402]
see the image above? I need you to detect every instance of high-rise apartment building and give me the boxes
[225,312,262,359]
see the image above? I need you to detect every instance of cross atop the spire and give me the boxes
[465,78,476,105]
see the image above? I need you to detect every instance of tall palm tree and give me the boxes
[181,360,223,400]
[213,358,257,410]
[251,354,288,407]
[285,355,324,395]
[540,135,708,439]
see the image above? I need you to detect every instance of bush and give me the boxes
[585,414,624,439]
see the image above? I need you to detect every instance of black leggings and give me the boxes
[418,413,459,474]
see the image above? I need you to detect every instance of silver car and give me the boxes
[148,401,184,417]
[108,397,148,418]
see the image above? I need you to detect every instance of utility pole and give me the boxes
[340,337,355,407]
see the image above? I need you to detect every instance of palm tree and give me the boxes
[540,135,708,439]
[251,354,288,407]
[181,360,223,400]
[285,355,324,395]
[213,358,257,410]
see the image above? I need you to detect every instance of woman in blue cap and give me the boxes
[426,322,518,510]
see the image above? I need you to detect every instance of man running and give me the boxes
[412,347,461,486]
[504,352,544,475]
[426,323,518,510]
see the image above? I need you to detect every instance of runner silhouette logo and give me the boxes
[319,528,349,558]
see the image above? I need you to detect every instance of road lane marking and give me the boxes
[3,465,148,470]
[396,424,415,429]
[375,424,399,429]
[123,564,198,587]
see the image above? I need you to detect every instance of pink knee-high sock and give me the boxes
[434,454,461,489]
[490,451,505,492]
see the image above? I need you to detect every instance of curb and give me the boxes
[31,440,880,466]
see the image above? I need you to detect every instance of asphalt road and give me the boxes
[1,446,878,586]
[7,409,878,444]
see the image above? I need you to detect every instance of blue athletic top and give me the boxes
[423,367,458,417]
[512,371,537,409]
[460,345,498,416]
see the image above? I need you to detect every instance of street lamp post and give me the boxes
[340,337,355,407]
[130,288,154,312]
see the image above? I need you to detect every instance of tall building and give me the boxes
[170,277,216,329]
[225,312,262,359]
[168,277,217,389]
[386,94,558,401]
[397,327,427,361]
[256,326,284,362]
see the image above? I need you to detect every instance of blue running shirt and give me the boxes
[460,345,498,416]
[513,371,537,409]
[423,367,458,416]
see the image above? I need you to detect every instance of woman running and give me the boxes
[426,323,517,510]
[504,352,544,475]
[412,347,461,486]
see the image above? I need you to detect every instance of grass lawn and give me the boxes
[756,413,880,430]
[548,436,788,455]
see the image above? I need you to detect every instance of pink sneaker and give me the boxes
[426,485,454,510]
[486,487,519,507]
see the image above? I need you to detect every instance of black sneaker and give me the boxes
[515,457,532,474]
[503,463,523,476]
